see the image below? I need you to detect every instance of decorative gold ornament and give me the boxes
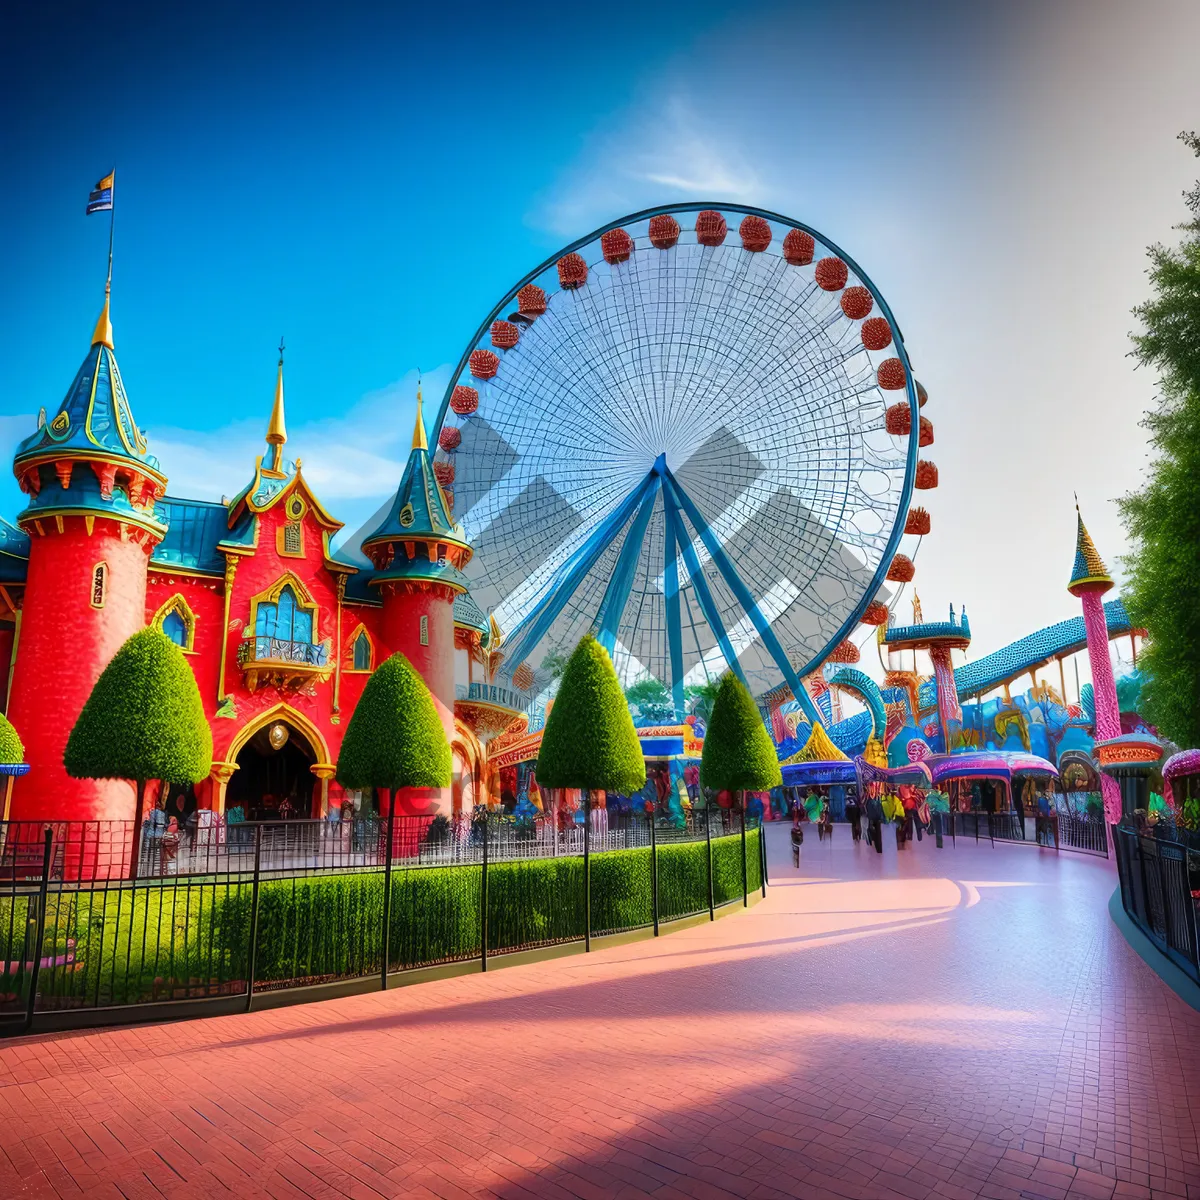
[268,723,290,750]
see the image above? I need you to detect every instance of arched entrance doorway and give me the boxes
[226,710,327,820]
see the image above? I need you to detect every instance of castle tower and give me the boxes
[359,386,471,815]
[7,285,167,825]
[1067,504,1122,826]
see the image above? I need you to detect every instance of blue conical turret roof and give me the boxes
[13,288,166,535]
[361,387,471,589]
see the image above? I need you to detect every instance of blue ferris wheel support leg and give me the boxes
[663,495,686,723]
[502,470,659,673]
[662,483,750,695]
[663,469,825,729]
[595,475,662,658]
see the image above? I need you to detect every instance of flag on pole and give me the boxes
[86,172,114,214]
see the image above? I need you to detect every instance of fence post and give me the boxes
[245,824,263,1013]
[650,812,659,937]
[380,808,394,991]
[480,812,489,972]
[759,817,767,897]
[21,828,54,1035]
[740,804,748,908]
[584,796,591,952]
[705,804,715,920]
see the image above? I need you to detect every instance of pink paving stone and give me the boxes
[2,829,1200,1199]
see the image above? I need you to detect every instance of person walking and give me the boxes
[865,791,885,854]
[845,792,863,843]
[790,807,805,867]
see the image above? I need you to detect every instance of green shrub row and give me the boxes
[3,829,761,1006]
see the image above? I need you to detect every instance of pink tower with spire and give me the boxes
[1067,504,1122,827]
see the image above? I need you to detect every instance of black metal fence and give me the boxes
[0,810,765,1036]
[925,810,1107,856]
[1112,824,1200,983]
[0,809,755,882]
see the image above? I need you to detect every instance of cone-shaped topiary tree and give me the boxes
[537,636,646,796]
[0,711,25,824]
[0,711,24,766]
[700,673,782,801]
[336,653,451,810]
[65,627,213,875]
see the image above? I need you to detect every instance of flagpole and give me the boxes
[106,170,115,292]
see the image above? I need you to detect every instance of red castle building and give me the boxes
[0,286,528,827]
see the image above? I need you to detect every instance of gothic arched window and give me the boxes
[151,593,198,652]
[352,629,372,671]
[255,584,314,644]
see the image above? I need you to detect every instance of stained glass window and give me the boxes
[256,584,314,643]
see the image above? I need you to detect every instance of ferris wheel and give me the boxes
[428,203,936,725]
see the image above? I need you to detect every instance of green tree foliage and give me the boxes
[700,673,782,794]
[337,652,451,791]
[540,648,569,681]
[1120,132,1200,746]
[0,712,23,765]
[537,636,646,793]
[625,677,674,725]
[685,679,722,723]
[65,627,212,787]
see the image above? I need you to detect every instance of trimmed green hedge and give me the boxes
[3,830,762,1006]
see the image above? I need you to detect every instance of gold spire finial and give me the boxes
[264,338,287,474]
[411,376,428,451]
[90,280,114,349]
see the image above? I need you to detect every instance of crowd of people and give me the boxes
[790,782,953,864]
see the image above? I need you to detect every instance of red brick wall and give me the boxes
[0,623,14,710]
[381,582,455,815]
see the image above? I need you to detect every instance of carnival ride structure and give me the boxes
[427,204,936,729]
[780,596,1144,770]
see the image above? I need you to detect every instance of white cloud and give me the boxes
[148,366,451,535]
[532,91,768,237]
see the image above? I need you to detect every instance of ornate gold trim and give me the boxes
[151,591,199,653]
[227,701,332,765]
[344,621,375,673]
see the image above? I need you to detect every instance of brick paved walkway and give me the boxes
[3,826,1199,1200]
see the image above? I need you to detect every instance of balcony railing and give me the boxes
[238,636,328,667]
[455,681,530,711]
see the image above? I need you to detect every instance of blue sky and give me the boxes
[4,0,1199,671]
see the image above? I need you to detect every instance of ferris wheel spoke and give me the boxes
[501,468,660,674]
[595,473,663,657]
[663,496,686,720]
[662,481,747,693]
[664,468,824,726]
